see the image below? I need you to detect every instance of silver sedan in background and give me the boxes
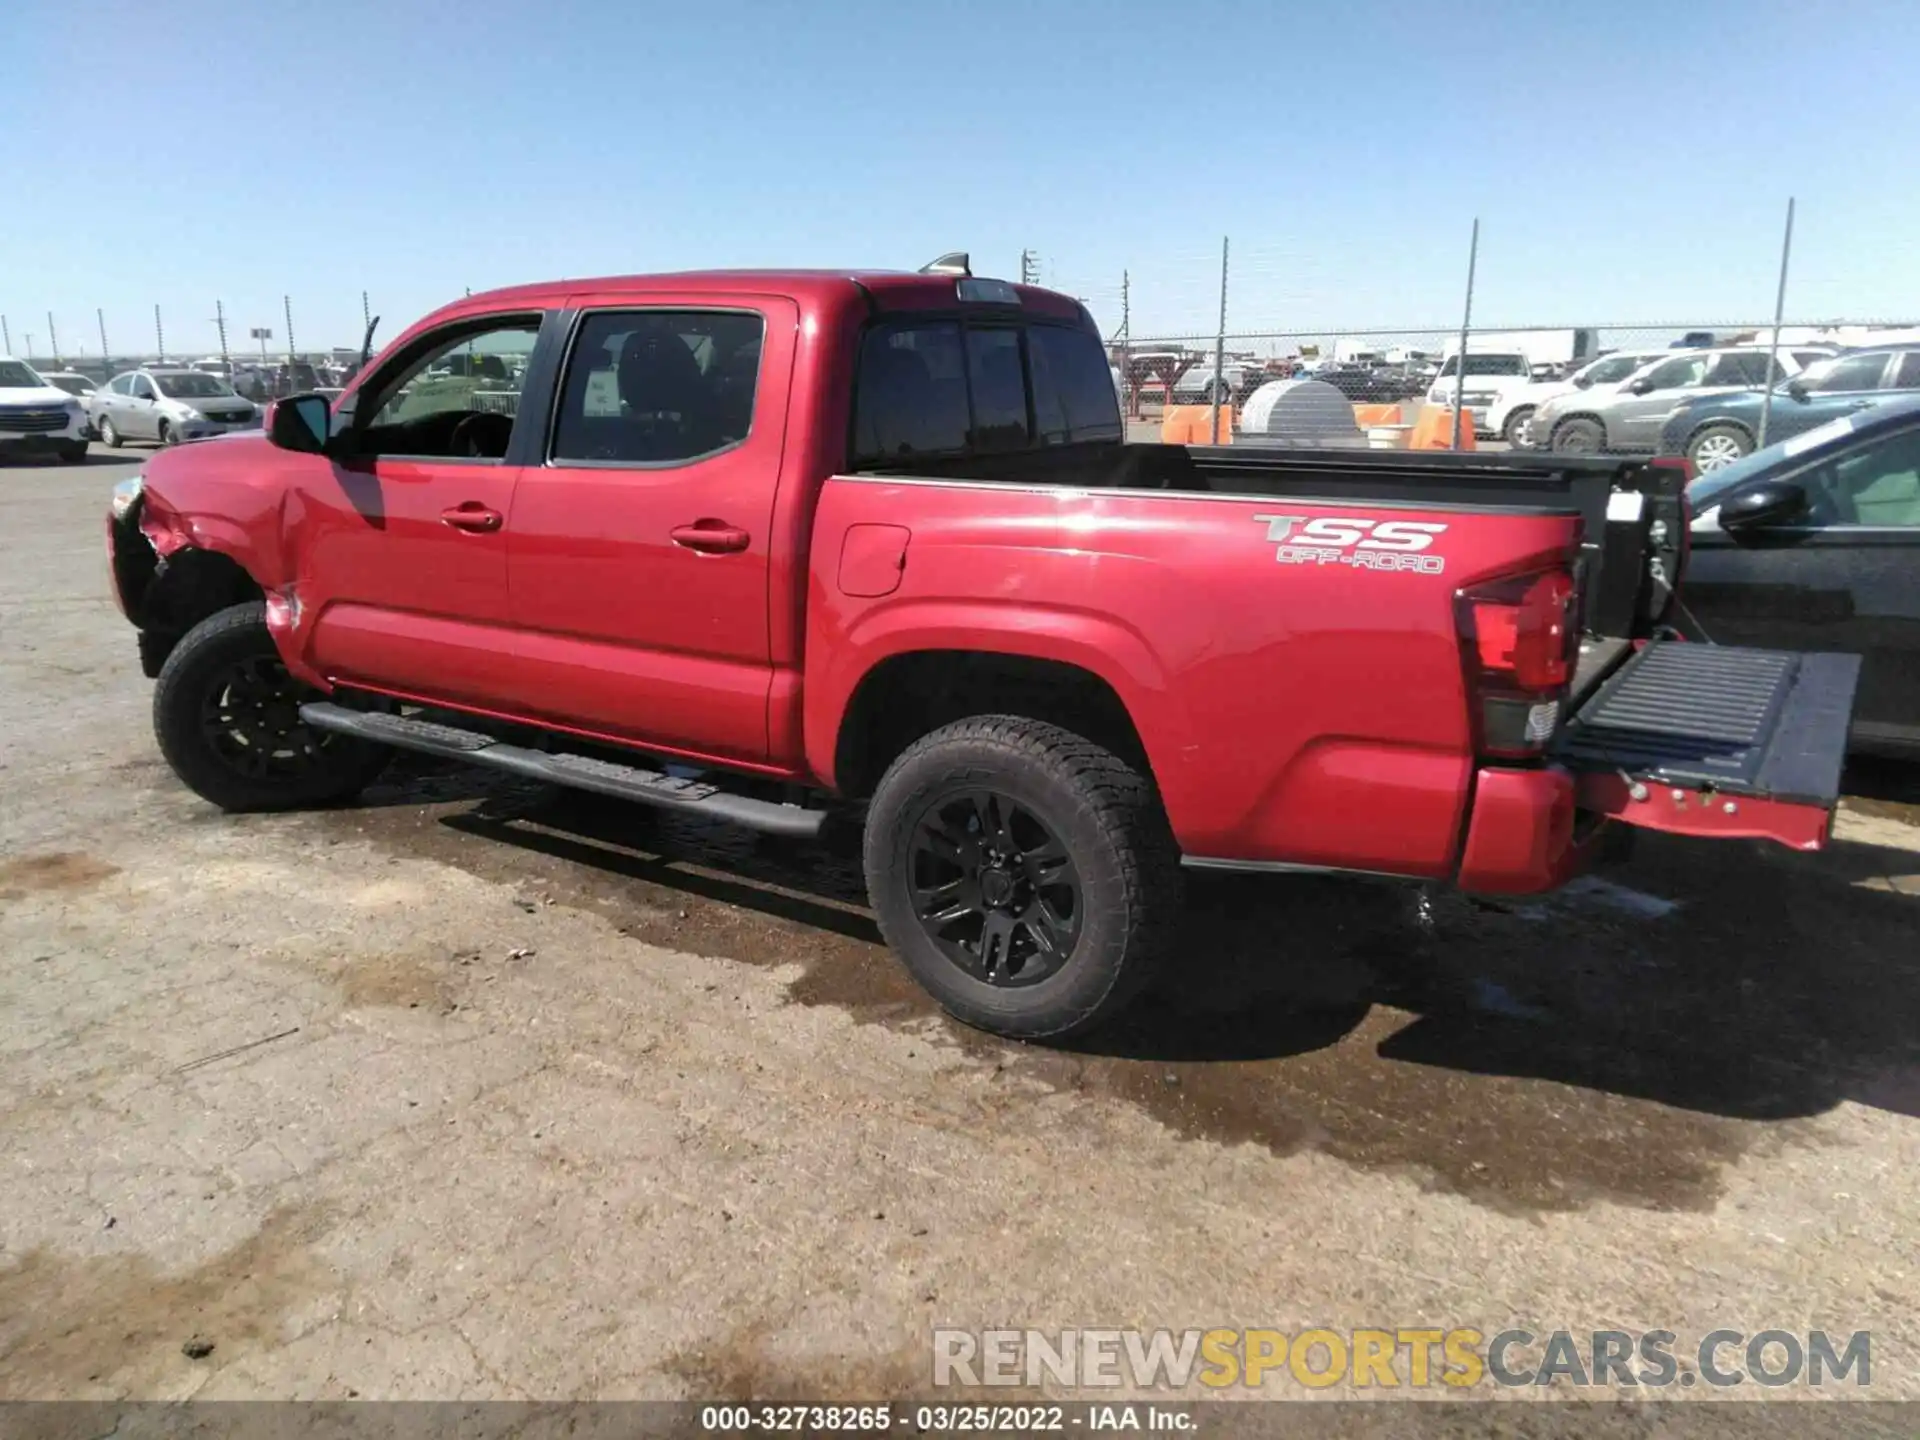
[91,367,261,448]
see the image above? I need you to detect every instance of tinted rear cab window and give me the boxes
[852,320,1120,466]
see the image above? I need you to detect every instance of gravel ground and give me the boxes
[2,445,1918,1414]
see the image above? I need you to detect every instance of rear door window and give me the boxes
[1707,353,1771,386]
[550,310,763,465]
[1894,353,1920,389]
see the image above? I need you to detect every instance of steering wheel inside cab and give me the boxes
[449,411,515,459]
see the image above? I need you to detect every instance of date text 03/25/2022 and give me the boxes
[698,1404,1193,1431]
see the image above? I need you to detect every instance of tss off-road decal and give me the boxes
[1251,513,1449,574]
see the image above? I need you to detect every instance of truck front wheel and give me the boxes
[152,601,388,812]
[863,716,1181,1040]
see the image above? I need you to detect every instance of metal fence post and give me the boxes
[1452,218,1480,451]
[154,305,165,363]
[0,315,10,355]
[215,300,229,367]
[46,312,60,366]
[1209,236,1229,445]
[97,310,110,374]
[283,296,296,366]
[1756,197,1795,452]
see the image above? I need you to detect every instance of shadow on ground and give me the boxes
[324,755,1920,1212]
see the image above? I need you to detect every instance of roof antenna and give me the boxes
[919,252,971,277]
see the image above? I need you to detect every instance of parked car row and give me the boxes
[1525,345,1839,456]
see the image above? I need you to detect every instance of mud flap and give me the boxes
[1553,640,1862,851]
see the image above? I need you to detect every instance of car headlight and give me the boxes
[110,474,144,520]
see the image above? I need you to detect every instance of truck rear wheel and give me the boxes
[153,601,388,812]
[863,716,1181,1040]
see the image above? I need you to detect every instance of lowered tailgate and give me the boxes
[1553,640,1862,851]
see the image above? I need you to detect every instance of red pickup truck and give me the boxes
[107,266,1862,1039]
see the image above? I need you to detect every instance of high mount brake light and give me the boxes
[1456,567,1580,758]
[956,278,1022,305]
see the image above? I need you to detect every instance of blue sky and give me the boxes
[2,0,1915,355]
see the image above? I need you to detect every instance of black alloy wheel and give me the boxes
[907,788,1082,986]
[198,651,334,784]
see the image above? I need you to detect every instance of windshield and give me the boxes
[0,360,47,388]
[1436,354,1529,378]
[1687,412,1870,510]
[1576,353,1655,385]
[48,375,93,396]
[154,372,237,398]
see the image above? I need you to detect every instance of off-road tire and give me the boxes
[863,715,1182,1040]
[153,601,387,812]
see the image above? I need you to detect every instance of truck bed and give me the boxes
[857,440,1688,641]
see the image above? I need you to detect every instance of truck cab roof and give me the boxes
[457,270,1090,326]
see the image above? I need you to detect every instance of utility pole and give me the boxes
[1756,197,1796,451]
[283,295,296,364]
[98,309,111,374]
[214,300,230,367]
[46,312,61,366]
[1020,249,1040,286]
[1119,269,1133,418]
[1209,237,1229,445]
[154,304,166,362]
[1451,218,1481,451]
[0,315,11,355]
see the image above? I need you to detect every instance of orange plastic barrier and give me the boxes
[1353,403,1403,428]
[1408,404,1477,451]
[1159,404,1232,445]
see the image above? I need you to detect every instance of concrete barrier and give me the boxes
[1408,404,1476,451]
[1160,404,1233,445]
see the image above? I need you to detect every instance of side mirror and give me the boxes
[1720,480,1808,531]
[1573,374,1593,389]
[266,393,331,454]
[1786,379,1810,401]
[1628,378,1655,396]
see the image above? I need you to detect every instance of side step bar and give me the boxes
[300,702,830,838]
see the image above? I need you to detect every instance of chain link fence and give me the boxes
[1107,321,1920,465]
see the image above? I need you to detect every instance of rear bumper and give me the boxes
[1457,640,1863,892]
[1455,765,1592,894]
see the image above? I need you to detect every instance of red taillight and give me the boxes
[1459,569,1576,692]
[1456,566,1580,758]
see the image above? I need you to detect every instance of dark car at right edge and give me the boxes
[1682,394,1920,757]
